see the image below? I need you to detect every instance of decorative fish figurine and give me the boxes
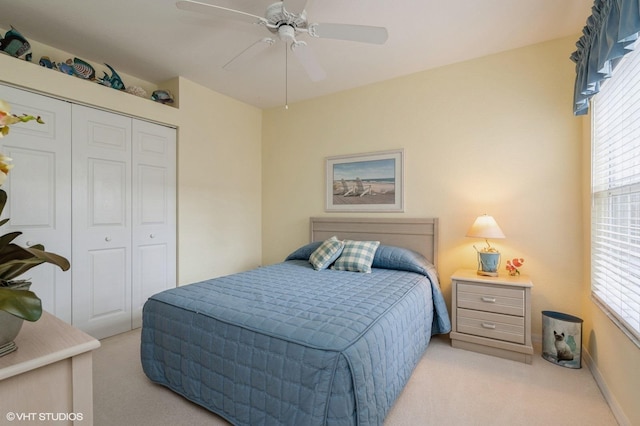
[39,56,55,69]
[99,63,125,90]
[58,61,74,75]
[151,89,174,104]
[71,57,95,80]
[0,26,31,58]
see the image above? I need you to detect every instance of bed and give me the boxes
[141,217,451,425]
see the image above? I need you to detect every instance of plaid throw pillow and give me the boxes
[332,240,380,273]
[309,236,345,270]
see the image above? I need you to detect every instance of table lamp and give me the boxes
[466,214,505,276]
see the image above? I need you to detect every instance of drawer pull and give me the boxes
[481,322,496,329]
[481,297,496,303]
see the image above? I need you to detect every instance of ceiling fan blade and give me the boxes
[282,0,310,15]
[223,38,276,70]
[176,0,267,25]
[309,23,388,45]
[291,42,326,82]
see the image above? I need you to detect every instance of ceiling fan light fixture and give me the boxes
[278,25,297,43]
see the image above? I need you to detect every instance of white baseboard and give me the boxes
[582,346,630,426]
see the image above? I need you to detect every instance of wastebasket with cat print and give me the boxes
[542,311,583,369]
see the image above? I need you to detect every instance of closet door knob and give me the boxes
[149,234,155,239]
[26,241,33,246]
[105,236,112,242]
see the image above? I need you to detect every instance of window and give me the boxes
[591,41,640,347]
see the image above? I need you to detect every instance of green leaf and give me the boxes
[0,232,22,251]
[0,287,42,321]
[0,244,37,268]
[24,246,70,271]
[0,189,6,216]
[0,258,46,281]
[0,244,69,281]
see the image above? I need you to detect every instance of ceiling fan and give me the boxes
[175,0,389,83]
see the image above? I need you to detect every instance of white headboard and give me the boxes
[310,217,439,266]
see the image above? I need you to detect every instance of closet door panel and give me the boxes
[5,149,55,227]
[89,247,128,314]
[72,104,132,338]
[89,159,128,225]
[131,120,176,328]
[0,84,72,322]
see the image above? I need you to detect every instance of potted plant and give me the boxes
[0,99,70,355]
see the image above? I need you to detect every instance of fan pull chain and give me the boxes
[285,41,289,110]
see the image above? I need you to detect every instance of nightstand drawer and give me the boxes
[457,308,525,344]
[457,282,525,316]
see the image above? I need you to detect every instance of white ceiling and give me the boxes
[0,0,593,109]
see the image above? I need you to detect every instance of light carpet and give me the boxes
[93,330,618,426]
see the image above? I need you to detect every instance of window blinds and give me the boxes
[592,43,640,346]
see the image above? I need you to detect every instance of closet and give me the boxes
[0,84,176,339]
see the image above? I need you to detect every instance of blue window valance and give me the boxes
[571,0,640,115]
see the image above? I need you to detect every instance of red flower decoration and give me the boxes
[506,258,524,276]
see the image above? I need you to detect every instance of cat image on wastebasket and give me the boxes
[542,311,583,369]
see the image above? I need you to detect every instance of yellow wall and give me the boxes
[176,77,263,283]
[262,36,584,338]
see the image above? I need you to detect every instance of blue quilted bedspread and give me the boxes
[141,247,450,426]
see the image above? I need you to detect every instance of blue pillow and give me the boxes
[285,241,323,261]
[371,245,435,277]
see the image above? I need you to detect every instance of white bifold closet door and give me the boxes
[131,119,177,329]
[72,105,133,338]
[0,84,72,322]
[72,105,176,339]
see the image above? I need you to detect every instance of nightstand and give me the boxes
[450,269,534,364]
[0,312,100,421]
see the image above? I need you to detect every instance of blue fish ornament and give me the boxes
[39,56,55,68]
[152,90,174,104]
[58,62,74,75]
[99,63,126,90]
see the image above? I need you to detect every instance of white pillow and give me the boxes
[309,236,345,270]
[332,240,380,273]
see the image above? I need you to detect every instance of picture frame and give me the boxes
[326,149,404,212]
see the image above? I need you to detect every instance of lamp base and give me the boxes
[477,269,499,277]
[476,251,501,277]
